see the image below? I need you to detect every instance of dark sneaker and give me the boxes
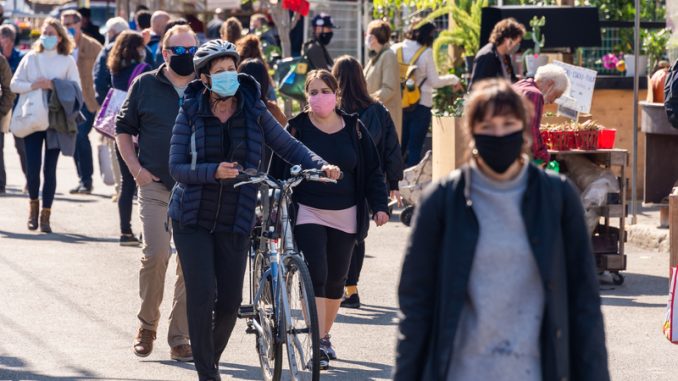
[320,335,336,360]
[120,234,142,247]
[319,347,330,370]
[0,187,6,195]
[70,184,92,195]
[340,292,361,309]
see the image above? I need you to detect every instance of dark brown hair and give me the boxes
[304,69,339,94]
[107,31,145,74]
[236,34,264,61]
[222,17,243,44]
[464,78,533,159]
[35,17,73,55]
[489,18,526,45]
[367,20,391,45]
[238,58,271,102]
[332,55,375,114]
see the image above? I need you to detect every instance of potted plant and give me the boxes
[522,16,548,76]
[415,0,487,74]
[431,78,468,179]
[643,28,670,74]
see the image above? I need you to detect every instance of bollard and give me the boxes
[672,187,678,278]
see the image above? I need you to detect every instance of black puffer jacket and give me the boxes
[358,102,403,191]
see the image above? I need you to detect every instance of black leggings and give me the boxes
[345,240,365,287]
[116,144,137,235]
[172,221,249,381]
[295,224,357,300]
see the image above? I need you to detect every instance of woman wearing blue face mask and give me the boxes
[167,39,340,381]
[10,17,81,233]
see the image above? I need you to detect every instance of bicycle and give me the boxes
[236,165,336,381]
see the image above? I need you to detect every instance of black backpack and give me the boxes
[664,59,678,129]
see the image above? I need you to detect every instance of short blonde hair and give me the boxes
[161,24,198,50]
[35,17,73,55]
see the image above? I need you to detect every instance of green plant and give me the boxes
[643,28,670,72]
[524,16,546,56]
[433,70,466,116]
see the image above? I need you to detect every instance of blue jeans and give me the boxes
[73,107,94,188]
[402,104,432,168]
[24,131,60,208]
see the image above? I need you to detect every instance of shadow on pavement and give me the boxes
[323,357,393,380]
[335,304,399,326]
[600,272,669,308]
[145,360,263,380]
[0,230,118,244]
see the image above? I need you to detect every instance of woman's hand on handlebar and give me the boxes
[321,164,341,180]
[215,162,240,180]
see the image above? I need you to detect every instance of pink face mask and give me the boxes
[308,92,337,118]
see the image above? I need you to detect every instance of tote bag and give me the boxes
[98,142,116,186]
[9,56,49,138]
[664,267,678,343]
[278,57,309,102]
[93,63,149,139]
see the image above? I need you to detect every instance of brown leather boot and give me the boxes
[170,344,193,362]
[27,200,39,230]
[39,208,52,233]
[133,328,156,357]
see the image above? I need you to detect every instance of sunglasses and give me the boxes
[165,46,198,56]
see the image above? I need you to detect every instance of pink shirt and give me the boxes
[296,203,358,234]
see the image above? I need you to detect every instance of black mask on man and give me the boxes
[318,32,334,46]
[168,54,195,77]
[473,130,524,174]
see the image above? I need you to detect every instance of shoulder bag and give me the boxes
[9,55,49,138]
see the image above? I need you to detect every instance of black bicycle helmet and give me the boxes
[193,39,241,74]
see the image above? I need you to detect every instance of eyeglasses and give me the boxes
[165,46,198,56]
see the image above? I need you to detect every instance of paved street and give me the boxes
[0,135,676,380]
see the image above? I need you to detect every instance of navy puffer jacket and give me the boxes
[168,74,326,234]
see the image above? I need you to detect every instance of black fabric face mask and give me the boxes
[473,130,524,174]
[318,32,334,46]
[168,54,195,77]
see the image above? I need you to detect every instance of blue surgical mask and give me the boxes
[67,28,76,37]
[208,71,239,98]
[40,35,58,51]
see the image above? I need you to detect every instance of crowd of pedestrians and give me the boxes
[0,7,611,381]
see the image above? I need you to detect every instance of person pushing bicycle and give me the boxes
[167,39,340,381]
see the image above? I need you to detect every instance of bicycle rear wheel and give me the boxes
[284,254,320,381]
[253,252,283,381]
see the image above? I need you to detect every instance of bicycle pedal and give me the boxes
[238,304,257,319]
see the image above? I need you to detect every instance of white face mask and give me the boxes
[364,35,373,50]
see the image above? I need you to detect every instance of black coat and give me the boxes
[469,43,517,89]
[358,102,403,191]
[395,164,609,381]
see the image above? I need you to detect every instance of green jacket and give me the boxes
[48,90,76,134]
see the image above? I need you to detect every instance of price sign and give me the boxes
[552,60,597,114]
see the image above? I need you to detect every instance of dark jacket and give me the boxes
[94,43,155,105]
[469,43,517,89]
[168,74,327,235]
[116,64,182,190]
[358,102,403,191]
[0,55,16,116]
[5,47,23,73]
[82,22,105,45]
[394,164,609,381]
[303,39,333,71]
[111,63,152,92]
[279,110,390,241]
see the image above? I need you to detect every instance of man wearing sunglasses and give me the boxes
[116,24,199,363]
[60,10,102,195]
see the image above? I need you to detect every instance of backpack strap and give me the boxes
[409,46,428,66]
[396,47,404,64]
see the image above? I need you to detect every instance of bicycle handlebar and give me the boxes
[232,165,340,189]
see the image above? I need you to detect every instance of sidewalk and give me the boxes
[626,204,671,253]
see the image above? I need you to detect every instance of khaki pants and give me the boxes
[137,181,189,347]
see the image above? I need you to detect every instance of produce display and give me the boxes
[540,119,602,151]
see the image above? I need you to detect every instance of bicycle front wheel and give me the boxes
[254,252,283,381]
[284,254,320,381]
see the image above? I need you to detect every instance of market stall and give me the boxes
[541,61,628,284]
